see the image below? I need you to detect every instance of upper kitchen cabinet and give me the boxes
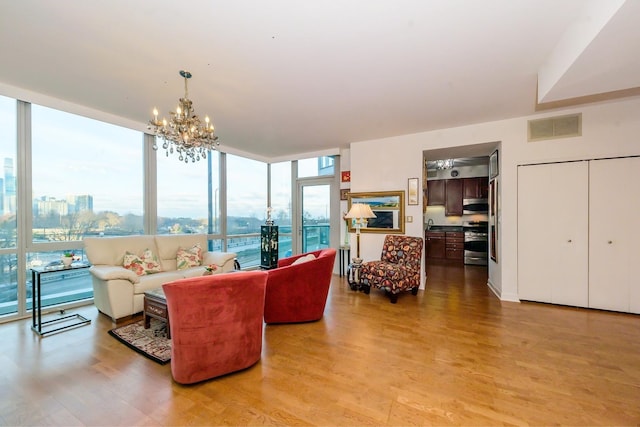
[463,177,489,199]
[426,180,445,206]
[445,179,463,216]
[426,177,487,215]
[424,156,490,215]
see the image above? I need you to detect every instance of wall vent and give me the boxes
[528,113,582,142]
[426,169,437,178]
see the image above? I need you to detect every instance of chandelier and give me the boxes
[148,70,219,163]
[436,159,454,170]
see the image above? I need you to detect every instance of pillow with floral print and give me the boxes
[123,249,162,276]
[176,243,202,270]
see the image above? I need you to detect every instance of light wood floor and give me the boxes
[1,263,639,426]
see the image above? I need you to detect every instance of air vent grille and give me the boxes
[528,113,582,142]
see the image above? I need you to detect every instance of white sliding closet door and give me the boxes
[518,162,589,306]
[589,157,640,313]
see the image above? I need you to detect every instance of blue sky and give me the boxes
[1,96,328,220]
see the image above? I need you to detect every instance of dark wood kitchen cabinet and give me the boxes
[445,232,464,261]
[426,230,464,263]
[445,179,463,216]
[463,177,489,199]
[425,231,446,259]
[426,180,445,206]
[428,177,487,215]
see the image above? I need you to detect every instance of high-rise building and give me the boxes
[34,196,69,217]
[0,176,4,213]
[3,157,15,215]
[68,194,94,213]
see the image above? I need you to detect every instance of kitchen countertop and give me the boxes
[425,225,464,233]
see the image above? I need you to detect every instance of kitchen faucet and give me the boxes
[427,218,434,230]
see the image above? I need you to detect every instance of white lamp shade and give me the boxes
[344,203,376,219]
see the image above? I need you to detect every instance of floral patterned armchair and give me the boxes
[360,235,423,303]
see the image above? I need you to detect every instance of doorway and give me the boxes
[423,144,497,289]
[296,179,332,254]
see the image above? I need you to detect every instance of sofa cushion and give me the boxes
[291,253,316,265]
[123,249,162,276]
[176,243,203,270]
[133,271,184,294]
[155,234,208,271]
[85,235,158,267]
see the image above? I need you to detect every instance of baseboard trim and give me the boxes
[487,279,520,302]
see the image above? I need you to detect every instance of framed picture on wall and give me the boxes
[490,225,497,263]
[490,180,496,217]
[490,149,499,179]
[347,191,405,234]
[407,178,419,205]
[340,188,349,201]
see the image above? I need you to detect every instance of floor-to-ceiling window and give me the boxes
[226,154,267,267]
[29,104,144,311]
[0,91,338,322]
[296,157,335,253]
[298,156,335,177]
[0,96,17,316]
[157,150,219,233]
[270,161,292,258]
[157,148,222,250]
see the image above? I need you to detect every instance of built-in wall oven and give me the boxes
[463,221,488,265]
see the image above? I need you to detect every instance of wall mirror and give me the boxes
[347,191,405,234]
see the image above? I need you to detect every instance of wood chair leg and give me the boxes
[389,293,398,304]
[411,287,419,296]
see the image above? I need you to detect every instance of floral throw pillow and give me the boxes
[176,243,203,270]
[123,249,162,276]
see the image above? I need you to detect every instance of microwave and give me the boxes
[462,198,489,214]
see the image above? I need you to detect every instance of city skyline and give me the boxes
[0,148,329,222]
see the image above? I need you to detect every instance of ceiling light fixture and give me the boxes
[148,70,219,163]
[436,159,454,170]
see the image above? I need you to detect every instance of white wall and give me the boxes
[349,96,640,300]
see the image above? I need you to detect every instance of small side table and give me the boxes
[347,262,361,290]
[30,263,92,336]
[339,245,350,277]
[347,259,370,293]
[144,287,170,339]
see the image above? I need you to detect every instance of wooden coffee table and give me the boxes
[143,287,170,339]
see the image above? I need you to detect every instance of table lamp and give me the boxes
[344,203,376,263]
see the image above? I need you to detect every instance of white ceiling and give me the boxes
[1,0,639,161]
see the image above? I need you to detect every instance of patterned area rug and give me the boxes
[109,319,171,365]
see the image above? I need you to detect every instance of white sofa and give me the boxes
[84,234,237,321]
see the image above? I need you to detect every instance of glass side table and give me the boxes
[30,263,92,336]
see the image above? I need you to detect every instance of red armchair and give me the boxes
[162,270,268,384]
[359,235,423,303]
[264,248,336,324]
